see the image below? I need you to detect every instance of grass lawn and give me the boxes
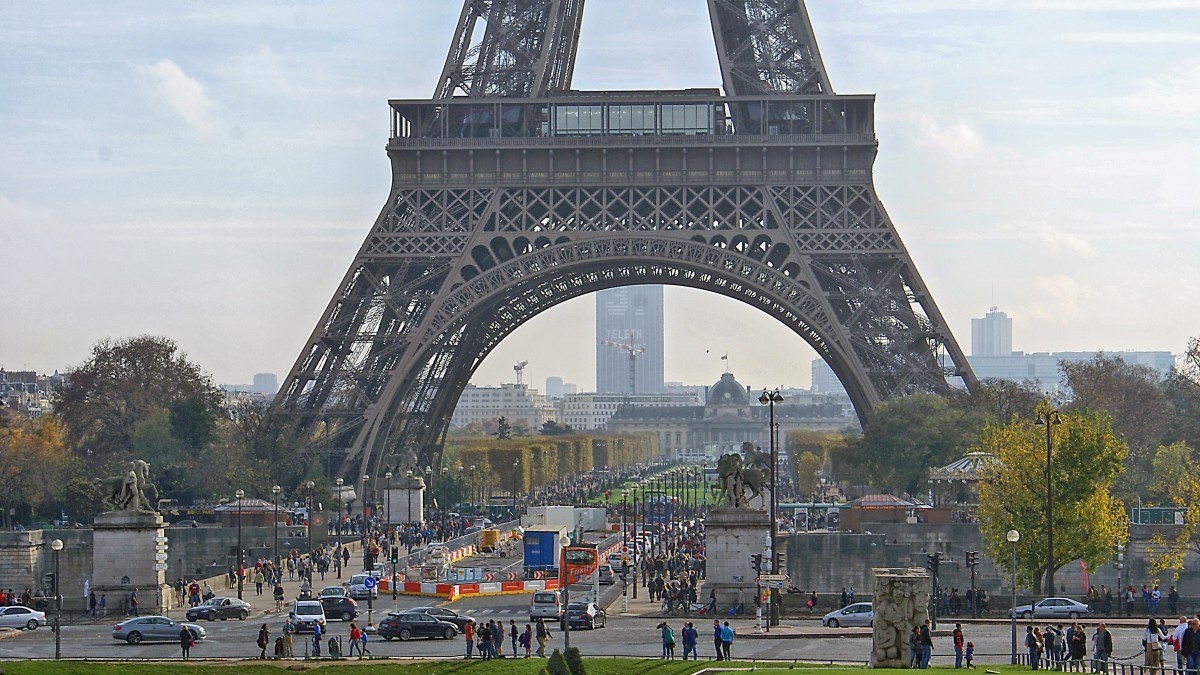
[0,658,1035,675]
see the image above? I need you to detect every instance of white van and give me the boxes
[529,590,563,622]
[293,599,327,633]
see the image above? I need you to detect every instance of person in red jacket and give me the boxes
[953,623,965,668]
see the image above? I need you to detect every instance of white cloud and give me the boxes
[906,114,985,161]
[136,58,217,133]
[1063,31,1200,43]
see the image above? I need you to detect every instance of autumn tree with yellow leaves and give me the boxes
[977,407,1129,594]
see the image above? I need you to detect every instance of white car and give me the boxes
[822,602,874,628]
[0,605,46,630]
[1009,597,1091,619]
[348,573,379,600]
[293,599,327,633]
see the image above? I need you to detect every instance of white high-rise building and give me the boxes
[971,307,1013,357]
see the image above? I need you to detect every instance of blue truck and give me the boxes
[522,525,566,577]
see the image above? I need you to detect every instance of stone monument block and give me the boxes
[92,511,172,613]
[703,507,770,609]
[870,568,931,668]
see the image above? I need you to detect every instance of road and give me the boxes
[0,609,1160,663]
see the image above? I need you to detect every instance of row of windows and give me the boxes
[553,103,716,137]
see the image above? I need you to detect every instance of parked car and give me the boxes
[169,519,200,528]
[1009,597,1091,619]
[598,564,615,585]
[112,616,205,644]
[0,605,46,630]
[822,602,874,628]
[319,596,359,622]
[292,599,327,632]
[348,573,378,600]
[408,606,474,630]
[185,597,251,622]
[529,590,563,621]
[377,612,458,641]
[564,602,606,629]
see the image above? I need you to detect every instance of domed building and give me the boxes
[606,371,855,461]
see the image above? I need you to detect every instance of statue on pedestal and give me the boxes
[712,445,772,509]
[94,459,157,513]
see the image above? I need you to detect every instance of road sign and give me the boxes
[621,544,628,552]
[758,574,788,582]
[154,536,169,543]
[152,563,168,571]
[507,572,518,581]
[363,576,377,589]
[154,553,168,562]
[533,571,543,580]
[483,572,495,582]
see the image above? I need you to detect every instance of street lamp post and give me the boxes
[271,485,281,570]
[386,471,395,608]
[423,467,432,517]
[620,490,629,610]
[1008,529,1021,664]
[335,478,344,579]
[362,471,373,631]
[406,470,414,528]
[1035,410,1062,595]
[362,474,371,523]
[305,480,315,583]
[512,460,520,517]
[631,487,639,599]
[235,489,245,600]
[51,538,62,659]
[759,387,784,627]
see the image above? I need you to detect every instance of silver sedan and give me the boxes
[1008,597,1091,619]
[112,616,206,644]
[0,605,46,630]
[822,602,874,628]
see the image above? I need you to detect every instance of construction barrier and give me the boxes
[375,577,561,602]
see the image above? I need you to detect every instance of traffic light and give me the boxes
[926,552,943,575]
[42,572,55,592]
[390,547,399,565]
[965,551,978,567]
[751,553,763,573]
[1113,543,1125,569]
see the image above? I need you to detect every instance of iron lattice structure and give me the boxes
[274,0,980,480]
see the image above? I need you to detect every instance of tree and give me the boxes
[1146,441,1200,574]
[0,416,74,526]
[494,417,512,440]
[539,420,575,436]
[793,451,823,495]
[840,394,985,496]
[1061,353,1171,453]
[54,335,222,458]
[564,646,586,675]
[1164,338,1200,450]
[953,378,1043,424]
[547,648,572,675]
[168,394,218,449]
[977,407,1129,594]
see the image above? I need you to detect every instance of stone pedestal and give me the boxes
[871,568,931,668]
[702,507,770,610]
[381,478,425,525]
[92,511,172,613]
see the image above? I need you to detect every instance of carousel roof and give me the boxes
[848,494,920,509]
[928,451,996,482]
[214,498,278,512]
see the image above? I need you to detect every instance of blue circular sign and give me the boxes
[363,576,377,589]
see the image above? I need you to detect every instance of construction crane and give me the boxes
[513,360,529,385]
[600,336,645,396]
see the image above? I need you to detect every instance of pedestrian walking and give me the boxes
[257,623,270,659]
[520,623,532,658]
[1092,623,1112,674]
[98,593,107,617]
[360,626,371,657]
[312,621,323,657]
[180,626,194,660]
[348,623,362,656]
[88,590,97,616]
[965,641,976,669]
[1182,618,1200,675]
[713,619,724,661]
[720,621,734,660]
[682,621,699,660]
[535,618,550,657]
[919,619,934,669]
[1144,618,1164,667]
[953,623,965,668]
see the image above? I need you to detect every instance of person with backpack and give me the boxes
[535,618,551,657]
[658,621,676,659]
[257,623,270,659]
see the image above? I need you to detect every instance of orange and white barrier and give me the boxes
[377,577,560,602]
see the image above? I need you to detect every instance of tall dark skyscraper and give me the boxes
[596,286,665,395]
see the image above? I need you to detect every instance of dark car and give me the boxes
[564,602,606,629]
[320,596,359,622]
[377,612,458,641]
[407,605,474,631]
[185,596,251,622]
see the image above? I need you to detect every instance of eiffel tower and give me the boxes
[274,0,979,479]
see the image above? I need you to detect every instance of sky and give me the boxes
[2,1,1198,394]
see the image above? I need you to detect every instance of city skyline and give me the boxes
[3,1,1197,392]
